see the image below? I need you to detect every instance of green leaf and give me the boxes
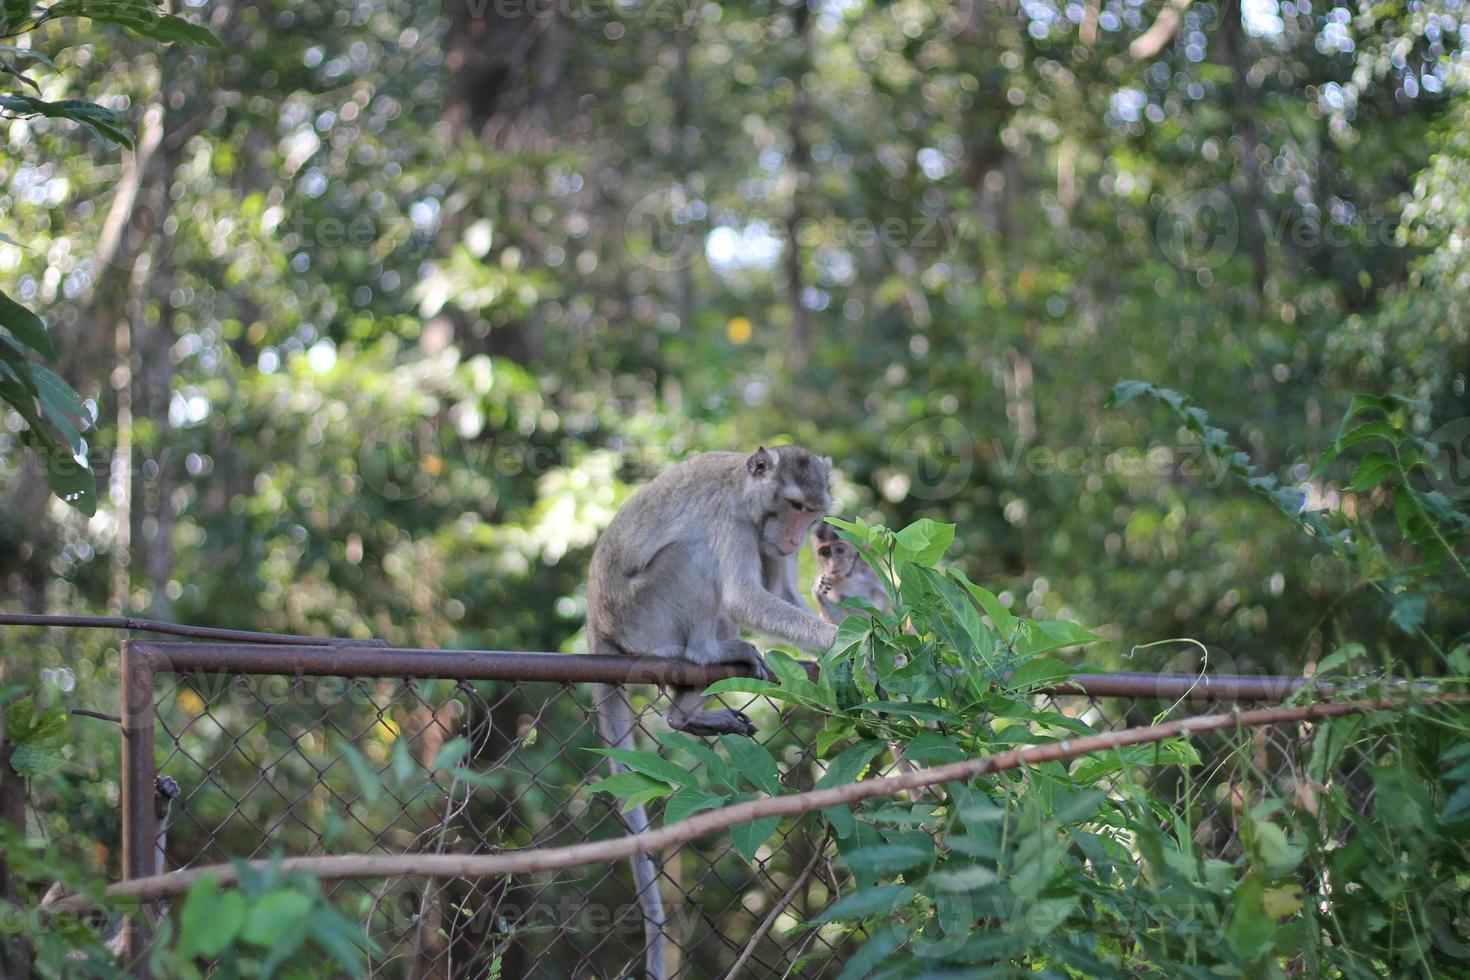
[38,2,221,47]
[306,905,375,973]
[841,842,933,875]
[0,61,38,91]
[955,571,1016,635]
[2,1,34,29]
[1346,452,1395,492]
[0,45,55,71]
[664,787,726,824]
[39,449,96,516]
[1314,644,1364,675]
[0,289,54,359]
[0,94,133,146]
[814,883,915,922]
[1106,379,1157,408]
[1005,656,1073,690]
[391,736,415,783]
[1051,789,1108,825]
[9,743,62,778]
[145,13,223,46]
[1441,782,1470,823]
[240,889,314,947]
[1336,420,1402,453]
[1389,593,1427,635]
[336,742,382,803]
[816,740,887,790]
[592,747,698,788]
[893,518,956,567]
[701,676,784,698]
[823,515,877,548]
[0,338,40,394]
[903,732,965,765]
[719,734,781,795]
[835,925,903,980]
[1014,620,1101,656]
[655,731,739,790]
[914,566,992,667]
[925,863,999,890]
[1249,819,1302,874]
[847,701,964,725]
[177,877,246,959]
[1224,875,1276,963]
[731,814,781,860]
[32,363,87,423]
[2,695,34,742]
[587,770,670,803]
[765,649,811,690]
[1342,392,1417,423]
[431,737,472,770]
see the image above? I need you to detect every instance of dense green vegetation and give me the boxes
[2,0,1469,975]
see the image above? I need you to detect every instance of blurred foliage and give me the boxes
[3,0,1470,973]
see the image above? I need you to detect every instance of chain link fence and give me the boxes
[118,639,1376,979]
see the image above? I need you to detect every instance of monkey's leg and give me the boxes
[666,639,771,737]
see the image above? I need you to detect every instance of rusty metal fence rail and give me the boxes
[118,639,1374,978]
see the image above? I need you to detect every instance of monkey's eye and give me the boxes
[817,546,831,558]
[787,499,805,512]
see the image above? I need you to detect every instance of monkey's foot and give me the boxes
[672,709,757,738]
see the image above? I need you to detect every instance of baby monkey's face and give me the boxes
[813,533,858,578]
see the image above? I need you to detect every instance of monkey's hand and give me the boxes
[814,575,836,598]
[747,649,775,683]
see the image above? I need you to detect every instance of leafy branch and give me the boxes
[0,0,219,515]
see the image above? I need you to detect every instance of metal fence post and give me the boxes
[119,639,157,974]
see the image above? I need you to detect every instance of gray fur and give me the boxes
[587,446,836,980]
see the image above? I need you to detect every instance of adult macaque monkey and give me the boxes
[589,445,837,734]
[811,522,891,622]
[587,445,836,980]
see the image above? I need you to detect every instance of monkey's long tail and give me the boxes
[593,680,669,980]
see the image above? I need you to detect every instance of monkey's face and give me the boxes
[771,494,822,555]
[813,537,859,578]
[747,446,830,555]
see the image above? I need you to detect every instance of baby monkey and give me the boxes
[811,522,891,623]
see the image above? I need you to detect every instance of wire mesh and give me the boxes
[130,654,1382,979]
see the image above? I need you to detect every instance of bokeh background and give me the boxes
[3,0,1469,839]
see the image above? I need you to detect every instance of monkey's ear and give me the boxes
[747,446,776,479]
[820,455,833,472]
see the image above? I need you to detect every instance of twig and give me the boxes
[70,708,122,724]
[721,842,827,980]
[46,696,1462,911]
[1130,0,1194,59]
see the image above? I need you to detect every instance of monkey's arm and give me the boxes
[769,553,808,609]
[725,533,837,651]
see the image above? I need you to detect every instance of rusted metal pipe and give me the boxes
[125,641,1337,702]
[0,613,381,646]
[130,642,763,687]
[1041,671,1337,702]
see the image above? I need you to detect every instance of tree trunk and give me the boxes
[783,0,814,372]
[1217,3,1267,309]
